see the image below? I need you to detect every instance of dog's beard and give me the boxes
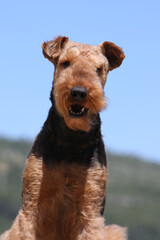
[53,83,107,132]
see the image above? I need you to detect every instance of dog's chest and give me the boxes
[39,160,107,207]
[23,156,107,239]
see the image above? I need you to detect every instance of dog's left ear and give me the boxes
[42,36,69,64]
[99,41,125,71]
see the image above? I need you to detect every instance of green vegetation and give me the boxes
[104,154,160,240]
[0,138,160,239]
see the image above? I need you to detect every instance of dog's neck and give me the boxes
[31,100,103,166]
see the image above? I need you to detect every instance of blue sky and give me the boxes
[0,0,160,162]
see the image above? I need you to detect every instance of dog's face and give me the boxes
[42,36,125,132]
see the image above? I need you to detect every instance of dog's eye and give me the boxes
[61,61,70,68]
[96,67,103,74]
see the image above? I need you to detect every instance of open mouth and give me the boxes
[68,104,88,118]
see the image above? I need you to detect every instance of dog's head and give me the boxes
[42,36,125,132]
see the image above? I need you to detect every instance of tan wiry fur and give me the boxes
[53,40,108,131]
[106,225,127,240]
[42,37,124,132]
[0,155,127,240]
[1,155,107,240]
[0,37,126,240]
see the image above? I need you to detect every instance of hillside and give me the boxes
[0,138,160,240]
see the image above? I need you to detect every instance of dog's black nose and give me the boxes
[70,87,87,101]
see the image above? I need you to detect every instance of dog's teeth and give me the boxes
[81,107,84,112]
[69,105,86,116]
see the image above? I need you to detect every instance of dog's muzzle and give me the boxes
[69,86,88,118]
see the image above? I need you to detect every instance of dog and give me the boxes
[0,36,126,240]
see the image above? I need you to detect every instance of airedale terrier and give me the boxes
[0,36,126,240]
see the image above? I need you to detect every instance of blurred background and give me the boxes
[0,0,160,239]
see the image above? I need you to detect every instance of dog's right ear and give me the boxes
[42,36,69,64]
